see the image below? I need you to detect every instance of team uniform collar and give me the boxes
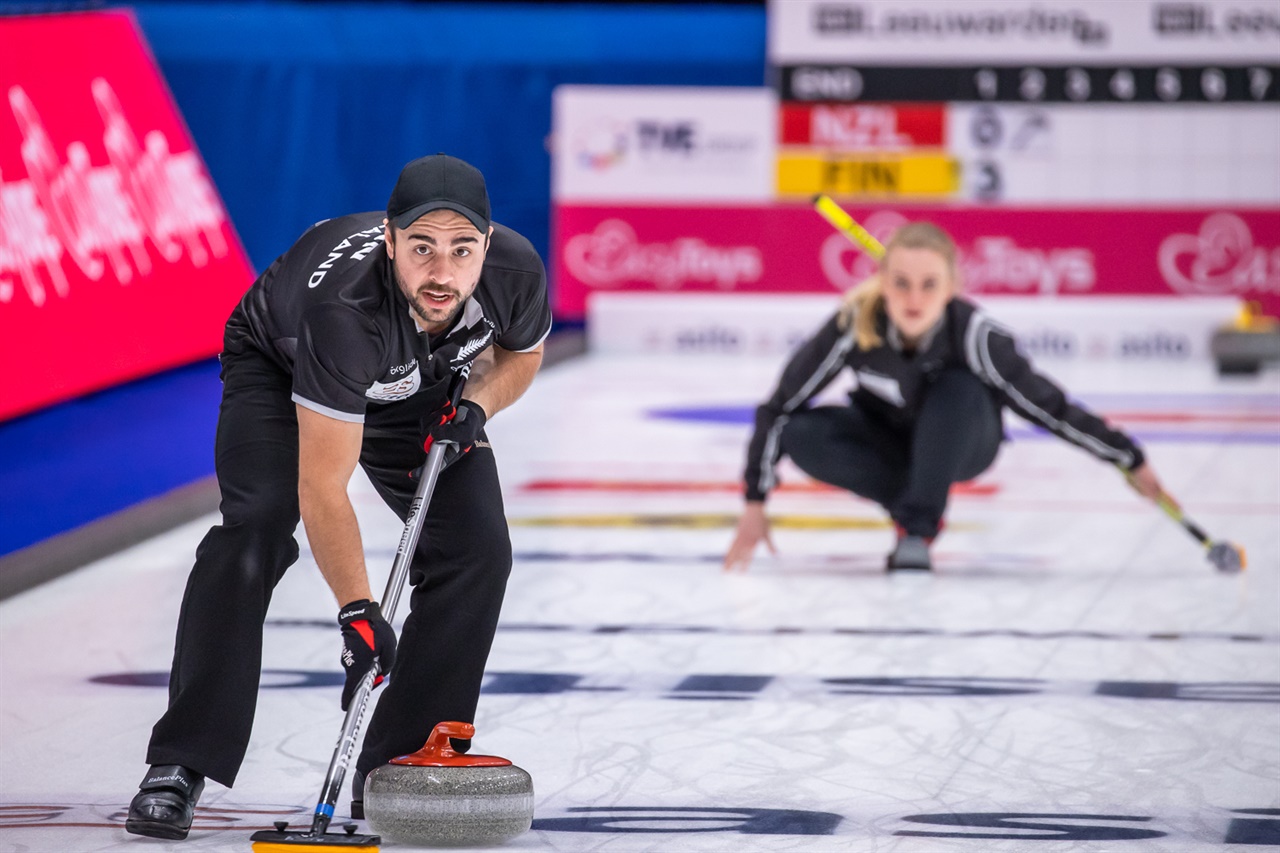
[886,313,947,354]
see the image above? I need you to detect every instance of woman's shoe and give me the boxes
[886,534,932,571]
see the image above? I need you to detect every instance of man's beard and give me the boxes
[409,291,464,327]
[394,264,466,329]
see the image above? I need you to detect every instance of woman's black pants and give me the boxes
[781,368,1002,538]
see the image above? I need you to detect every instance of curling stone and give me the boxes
[364,721,533,847]
[1211,302,1280,376]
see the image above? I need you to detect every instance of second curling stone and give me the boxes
[364,721,534,847]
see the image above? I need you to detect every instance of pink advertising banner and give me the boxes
[0,11,254,420]
[553,203,1280,320]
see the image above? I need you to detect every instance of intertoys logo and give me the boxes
[1159,212,1280,297]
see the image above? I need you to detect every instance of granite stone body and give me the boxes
[364,763,534,847]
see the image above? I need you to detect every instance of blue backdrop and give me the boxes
[129,1,768,275]
[0,2,766,557]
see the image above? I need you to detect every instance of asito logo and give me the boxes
[1118,332,1191,360]
[1018,328,1078,360]
[674,324,741,353]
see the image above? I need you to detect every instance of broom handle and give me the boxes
[1154,491,1211,547]
[310,379,466,835]
[813,194,886,260]
[814,195,1245,572]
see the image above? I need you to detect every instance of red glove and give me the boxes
[423,399,487,469]
[337,599,397,711]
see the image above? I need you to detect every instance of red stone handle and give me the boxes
[389,721,512,767]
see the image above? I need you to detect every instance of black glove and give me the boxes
[337,599,397,711]
[423,399,487,469]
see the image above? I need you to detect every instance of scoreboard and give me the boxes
[779,64,1278,104]
[775,101,1278,203]
[946,103,1278,204]
[768,0,1280,206]
[549,3,1279,324]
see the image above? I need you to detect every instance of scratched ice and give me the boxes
[1,355,1277,852]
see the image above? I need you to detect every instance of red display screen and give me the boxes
[0,11,254,420]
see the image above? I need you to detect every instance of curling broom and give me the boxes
[813,193,1247,575]
[251,379,467,853]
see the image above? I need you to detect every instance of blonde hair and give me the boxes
[837,221,960,350]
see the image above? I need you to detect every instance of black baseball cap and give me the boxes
[387,154,490,233]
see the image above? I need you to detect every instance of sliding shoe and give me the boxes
[125,764,205,840]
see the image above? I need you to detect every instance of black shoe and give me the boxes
[125,764,205,840]
[887,535,932,571]
[350,768,365,820]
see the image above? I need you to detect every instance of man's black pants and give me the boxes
[781,368,1003,538]
[145,348,512,787]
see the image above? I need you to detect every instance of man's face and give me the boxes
[385,209,491,334]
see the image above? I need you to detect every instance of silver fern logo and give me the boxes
[452,328,494,363]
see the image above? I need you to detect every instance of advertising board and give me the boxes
[769,0,1280,66]
[551,86,777,202]
[586,292,1241,362]
[765,0,1279,213]
[555,203,1279,319]
[0,11,253,420]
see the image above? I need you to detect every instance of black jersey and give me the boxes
[743,297,1144,501]
[224,212,551,428]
